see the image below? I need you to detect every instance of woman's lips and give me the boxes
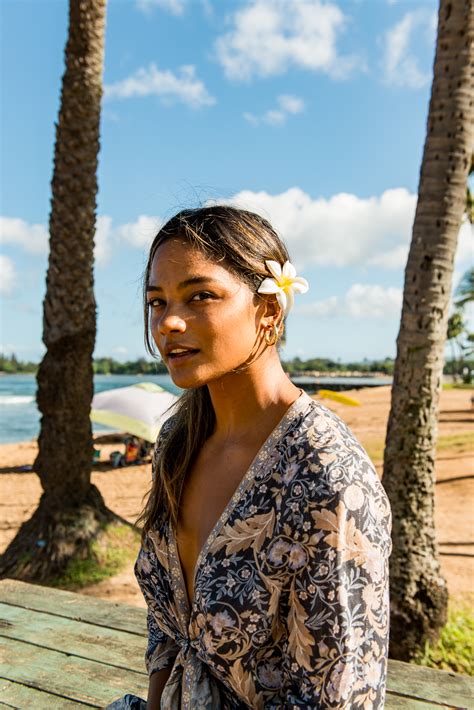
[167,349,200,363]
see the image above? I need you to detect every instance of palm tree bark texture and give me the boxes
[383,0,473,660]
[0,0,120,581]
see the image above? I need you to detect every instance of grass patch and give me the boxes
[412,603,474,676]
[361,432,473,463]
[361,438,385,463]
[442,383,474,390]
[53,523,140,589]
[437,433,473,455]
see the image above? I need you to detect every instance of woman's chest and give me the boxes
[175,445,261,594]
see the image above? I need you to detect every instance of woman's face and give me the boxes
[147,238,266,388]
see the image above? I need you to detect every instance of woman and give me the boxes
[108,206,391,709]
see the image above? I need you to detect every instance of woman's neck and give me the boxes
[206,354,300,445]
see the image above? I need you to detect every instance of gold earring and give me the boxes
[264,323,279,346]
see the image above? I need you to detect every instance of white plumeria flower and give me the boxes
[257,260,309,315]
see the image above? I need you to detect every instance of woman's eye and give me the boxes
[191,292,214,302]
[148,298,165,308]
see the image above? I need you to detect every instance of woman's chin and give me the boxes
[168,366,208,390]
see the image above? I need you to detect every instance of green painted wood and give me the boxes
[385,694,452,709]
[0,603,146,673]
[387,659,473,709]
[0,580,146,636]
[0,637,148,708]
[0,678,92,708]
[1,580,472,709]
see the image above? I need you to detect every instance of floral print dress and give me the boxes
[108,391,391,709]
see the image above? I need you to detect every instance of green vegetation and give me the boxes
[361,438,385,463]
[413,603,474,675]
[282,356,395,375]
[2,351,473,380]
[0,353,167,376]
[437,433,473,455]
[0,353,38,374]
[361,431,473,463]
[53,523,140,589]
[442,382,474,390]
[446,268,474,384]
[92,356,168,375]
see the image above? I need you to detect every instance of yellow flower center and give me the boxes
[278,276,294,291]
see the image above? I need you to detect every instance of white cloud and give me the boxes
[298,295,339,317]
[3,197,469,278]
[345,283,402,318]
[297,283,403,319]
[454,218,473,271]
[117,215,162,249]
[0,255,17,295]
[244,94,305,126]
[215,0,361,81]
[367,245,409,269]
[218,186,418,269]
[104,63,216,108]
[94,216,113,266]
[0,215,112,267]
[0,217,48,253]
[136,0,186,15]
[382,9,436,89]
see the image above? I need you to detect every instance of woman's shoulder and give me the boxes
[286,394,384,492]
[290,393,364,451]
[280,395,391,547]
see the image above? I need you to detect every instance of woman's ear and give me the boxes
[260,294,282,329]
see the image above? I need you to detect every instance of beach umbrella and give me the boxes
[91,382,178,443]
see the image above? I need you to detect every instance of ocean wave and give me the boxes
[0,395,35,405]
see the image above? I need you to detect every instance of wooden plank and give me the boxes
[0,678,92,708]
[385,694,453,709]
[0,603,146,673]
[0,580,146,636]
[2,580,472,708]
[0,637,148,708]
[387,659,474,709]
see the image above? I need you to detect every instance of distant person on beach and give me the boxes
[107,206,392,709]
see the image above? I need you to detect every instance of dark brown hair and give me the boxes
[137,205,289,534]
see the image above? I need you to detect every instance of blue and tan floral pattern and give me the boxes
[109,392,391,709]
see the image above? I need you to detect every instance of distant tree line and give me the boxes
[281,356,396,375]
[3,352,472,380]
[0,353,39,374]
[92,357,168,375]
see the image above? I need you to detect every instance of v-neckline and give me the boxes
[168,390,311,617]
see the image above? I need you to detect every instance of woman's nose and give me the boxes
[158,311,187,335]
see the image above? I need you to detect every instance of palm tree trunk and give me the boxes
[383,0,473,659]
[0,0,121,581]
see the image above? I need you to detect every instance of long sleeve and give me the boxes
[276,430,392,708]
[135,541,181,677]
[145,606,181,676]
[136,417,181,678]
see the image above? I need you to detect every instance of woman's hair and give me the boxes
[137,205,289,535]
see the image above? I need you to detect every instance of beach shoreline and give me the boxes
[1,386,472,608]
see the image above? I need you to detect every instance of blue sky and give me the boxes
[1,0,472,363]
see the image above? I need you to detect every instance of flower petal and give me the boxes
[282,261,296,279]
[276,290,287,313]
[257,278,280,294]
[265,260,282,281]
[285,288,295,314]
[291,277,309,294]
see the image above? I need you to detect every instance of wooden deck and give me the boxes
[0,580,472,709]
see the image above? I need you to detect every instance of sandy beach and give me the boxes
[1,386,472,608]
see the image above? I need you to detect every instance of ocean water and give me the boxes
[0,373,393,445]
[0,374,181,444]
